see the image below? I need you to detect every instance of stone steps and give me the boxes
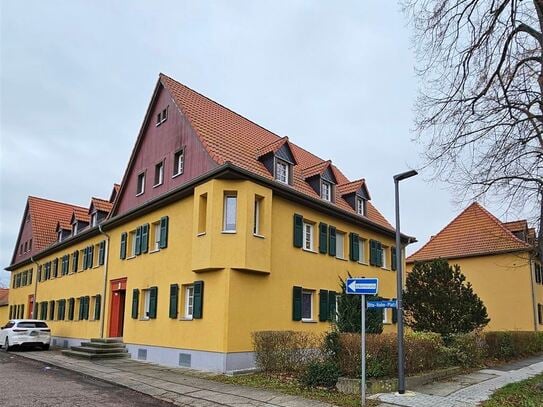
[62,338,129,360]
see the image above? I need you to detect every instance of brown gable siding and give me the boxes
[115,84,217,215]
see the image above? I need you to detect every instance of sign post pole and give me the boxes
[361,294,366,406]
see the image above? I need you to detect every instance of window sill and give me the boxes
[152,183,163,189]
[179,317,193,321]
[358,261,369,266]
[172,172,184,179]
[381,267,390,271]
[126,255,136,260]
[336,257,347,261]
[136,192,144,197]
[253,234,265,239]
[301,319,317,324]
[139,317,150,321]
[302,248,317,254]
[197,232,206,237]
[149,249,160,254]
[222,230,237,234]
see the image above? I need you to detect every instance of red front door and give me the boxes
[28,295,34,318]
[109,278,127,338]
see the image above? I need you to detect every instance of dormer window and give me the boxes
[321,180,332,202]
[156,106,168,126]
[90,212,98,227]
[58,230,63,242]
[72,222,78,235]
[357,197,367,216]
[275,159,290,184]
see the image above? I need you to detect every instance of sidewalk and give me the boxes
[12,349,333,407]
[373,354,543,407]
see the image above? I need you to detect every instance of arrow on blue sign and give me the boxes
[346,278,379,295]
[367,300,397,309]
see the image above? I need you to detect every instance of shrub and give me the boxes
[299,360,340,388]
[447,332,487,367]
[252,331,323,373]
[484,332,543,361]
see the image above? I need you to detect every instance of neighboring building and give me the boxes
[6,74,413,372]
[407,202,541,332]
[0,289,8,323]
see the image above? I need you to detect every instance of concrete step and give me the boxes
[62,349,129,360]
[71,346,129,354]
[90,337,124,344]
[80,341,126,349]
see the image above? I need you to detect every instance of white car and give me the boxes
[0,319,51,351]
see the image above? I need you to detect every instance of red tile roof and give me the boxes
[89,197,113,214]
[27,197,86,253]
[502,220,527,233]
[160,74,393,230]
[407,202,532,263]
[71,207,90,223]
[255,136,291,158]
[0,288,8,307]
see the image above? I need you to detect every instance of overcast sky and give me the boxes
[0,1,531,287]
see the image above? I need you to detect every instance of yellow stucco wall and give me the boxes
[407,252,540,331]
[8,178,401,354]
[0,305,8,324]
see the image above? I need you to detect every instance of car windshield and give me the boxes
[16,321,48,328]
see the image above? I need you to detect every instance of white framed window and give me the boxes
[58,230,63,242]
[173,149,184,177]
[152,222,161,251]
[321,180,332,201]
[336,232,345,259]
[156,106,168,126]
[223,194,237,232]
[358,238,367,263]
[90,212,98,227]
[381,246,388,269]
[154,161,164,186]
[142,289,151,319]
[303,222,314,251]
[137,172,145,195]
[357,197,366,216]
[184,285,194,319]
[275,159,289,184]
[301,290,313,321]
[72,222,78,236]
[129,230,137,257]
[253,197,263,235]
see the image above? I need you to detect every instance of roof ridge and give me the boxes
[28,195,87,210]
[475,203,531,248]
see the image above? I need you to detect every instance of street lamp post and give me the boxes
[393,169,417,395]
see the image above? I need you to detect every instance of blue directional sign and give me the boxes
[367,300,397,309]
[346,278,379,295]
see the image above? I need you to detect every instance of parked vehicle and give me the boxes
[0,319,51,350]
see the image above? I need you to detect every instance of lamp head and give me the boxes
[394,170,418,182]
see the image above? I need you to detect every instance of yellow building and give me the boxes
[0,289,8,323]
[6,74,413,372]
[407,202,542,332]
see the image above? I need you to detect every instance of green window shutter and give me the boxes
[349,233,360,262]
[328,291,337,321]
[169,284,179,319]
[376,242,383,267]
[21,304,25,319]
[82,247,88,270]
[95,295,101,320]
[292,286,302,321]
[120,232,127,259]
[369,240,376,266]
[99,241,105,265]
[392,299,398,323]
[141,224,149,253]
[318,223,328,253]
[391,247,397,271]
[131,289,139,319]
[293,214,303,248]
[135,226,142,256]
[68,298,75,320]
[44,302,48,320]
[159,216,169,249]
[193,281,204,319]
[73,251,79,272]
[28,269,32,285]
[49,301,55,320]
[60,300,65,320]
[78,298,83,320]
[149,286,158,319]
[88,246,94,268]
[328,226,336,257]
[319,289,329,322]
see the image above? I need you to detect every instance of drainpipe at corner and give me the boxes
[98,224,110,339]
[30,256,40,319]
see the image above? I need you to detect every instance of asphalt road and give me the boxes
[0,350,174,406]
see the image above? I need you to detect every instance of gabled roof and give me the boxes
[110,184,121,203]
[503,220,527,233]
[256,136,291,158]
[0,288,8,306]
[89,197,113,214]
[302,160,333,179]
[407,202,532,263]
[133,73,394,230]
[55,220,71,232]
[337,179,371,200]
[70,207,90,224]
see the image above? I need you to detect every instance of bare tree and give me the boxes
[402,0,543,262]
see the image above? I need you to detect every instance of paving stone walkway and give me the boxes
[12,350,332,407]
[373,355,543,407]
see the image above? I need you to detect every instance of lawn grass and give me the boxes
[210,373,378,407]
[482,373,543,407]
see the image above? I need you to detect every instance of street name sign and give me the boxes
[346,278,378,295]
[367,300,397,309]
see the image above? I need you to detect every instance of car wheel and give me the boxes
[41,344,50,351]
[4,338,10,352]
